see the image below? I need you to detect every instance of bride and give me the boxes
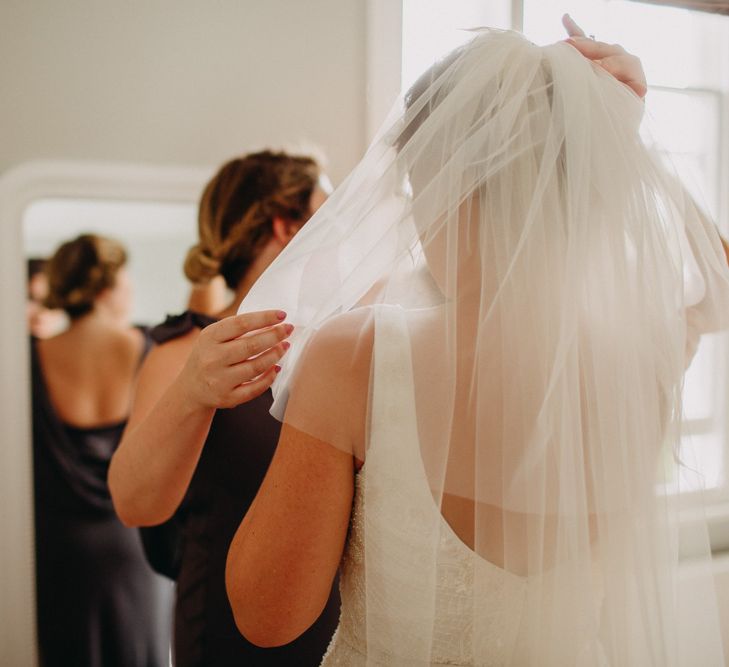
[225,19,729,666]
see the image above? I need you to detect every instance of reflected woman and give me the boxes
[31,234,172,667]
[109,151,340,667]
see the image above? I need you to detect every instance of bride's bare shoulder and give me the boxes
[288,307,375,459]
[299,306,376,373]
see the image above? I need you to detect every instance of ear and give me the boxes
[271,217,300,246]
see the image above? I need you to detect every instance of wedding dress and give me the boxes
[321,305,532,666]
[241,29,729,665]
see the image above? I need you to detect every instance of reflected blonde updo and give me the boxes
[44,234,127,319]
[184,150,320,289]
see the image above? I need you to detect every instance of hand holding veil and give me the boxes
[240,28,729,665]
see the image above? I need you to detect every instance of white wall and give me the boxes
[0,0,366,183]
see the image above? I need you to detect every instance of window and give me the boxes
[399,0,729,518]
[401,0,512,90]
[522,1,729,508]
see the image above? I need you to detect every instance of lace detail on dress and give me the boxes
[322,464,527,666]
[321,307,527,666]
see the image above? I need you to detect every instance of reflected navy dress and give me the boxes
[31,332,174,667]
[150,312,340,667]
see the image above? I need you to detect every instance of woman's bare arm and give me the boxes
[225,309,371,646]
[109,310,292,526]
[225,424,353,647]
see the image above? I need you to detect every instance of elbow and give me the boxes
[108,479,137,528]
[108,473,172,528]
[229,603,309,649]
[108,473,142,527]
[108,455,175,527]
[113,508,137,528]
[112,502,145,528]
[112,497,175,528]
[107,456,136,526]
[225,555,310,648]
[231,613,304,649]
[109,490,144,527]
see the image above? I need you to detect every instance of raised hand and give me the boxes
[562,13,647,99]
[179,310,293,409]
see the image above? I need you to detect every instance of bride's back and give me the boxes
[244,29,729,665]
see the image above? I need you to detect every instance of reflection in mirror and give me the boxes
[25,198,200,665]
[0,160,210,666]
[24,198,198,326]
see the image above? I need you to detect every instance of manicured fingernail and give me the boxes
[277,311,287,320]
[284,323,294,334]
[282,341,291,351]
[274,365,282,373]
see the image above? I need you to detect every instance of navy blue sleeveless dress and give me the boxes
[150,312,340,667]
[31,330,174,667]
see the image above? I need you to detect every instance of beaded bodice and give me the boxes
[321,468,528,666]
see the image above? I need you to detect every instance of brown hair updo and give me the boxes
[184,150,320,289]
[44,234,128,319]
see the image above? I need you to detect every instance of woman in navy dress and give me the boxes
[32,234,173,667]
[109,152,340,666]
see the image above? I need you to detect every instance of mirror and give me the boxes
[0,161,211,664]
[24,197,198,327]
[24,194,204,665]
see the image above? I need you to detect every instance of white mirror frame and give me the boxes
[0,160,211,665]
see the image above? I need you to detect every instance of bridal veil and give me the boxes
[241,29,729,665]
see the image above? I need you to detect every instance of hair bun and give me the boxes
[184,244,221,284]
[44,234,127,318]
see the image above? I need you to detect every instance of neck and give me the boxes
[69,308,128,332]
[215,241,283,319]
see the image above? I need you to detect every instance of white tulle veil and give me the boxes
[240,29,729,665]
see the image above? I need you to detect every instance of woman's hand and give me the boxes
[178,309,292,410]
[562,14,647,99]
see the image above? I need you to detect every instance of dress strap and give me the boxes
[149,311,218,345]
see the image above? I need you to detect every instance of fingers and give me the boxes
[222,322,293,365]
[200,340,288,408]
[565,38,647,99]
[230,341,290,383]
[565,37,626,60]
[184,310,293,409]
[562,13,586,38]
[230,365,281,406]
[211,310,287,342]
[561,13,647,98]
[596,55,648,99]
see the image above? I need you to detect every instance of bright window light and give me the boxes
[401,0,511,91]
[403,0,729,497]
[525,0,729,496]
